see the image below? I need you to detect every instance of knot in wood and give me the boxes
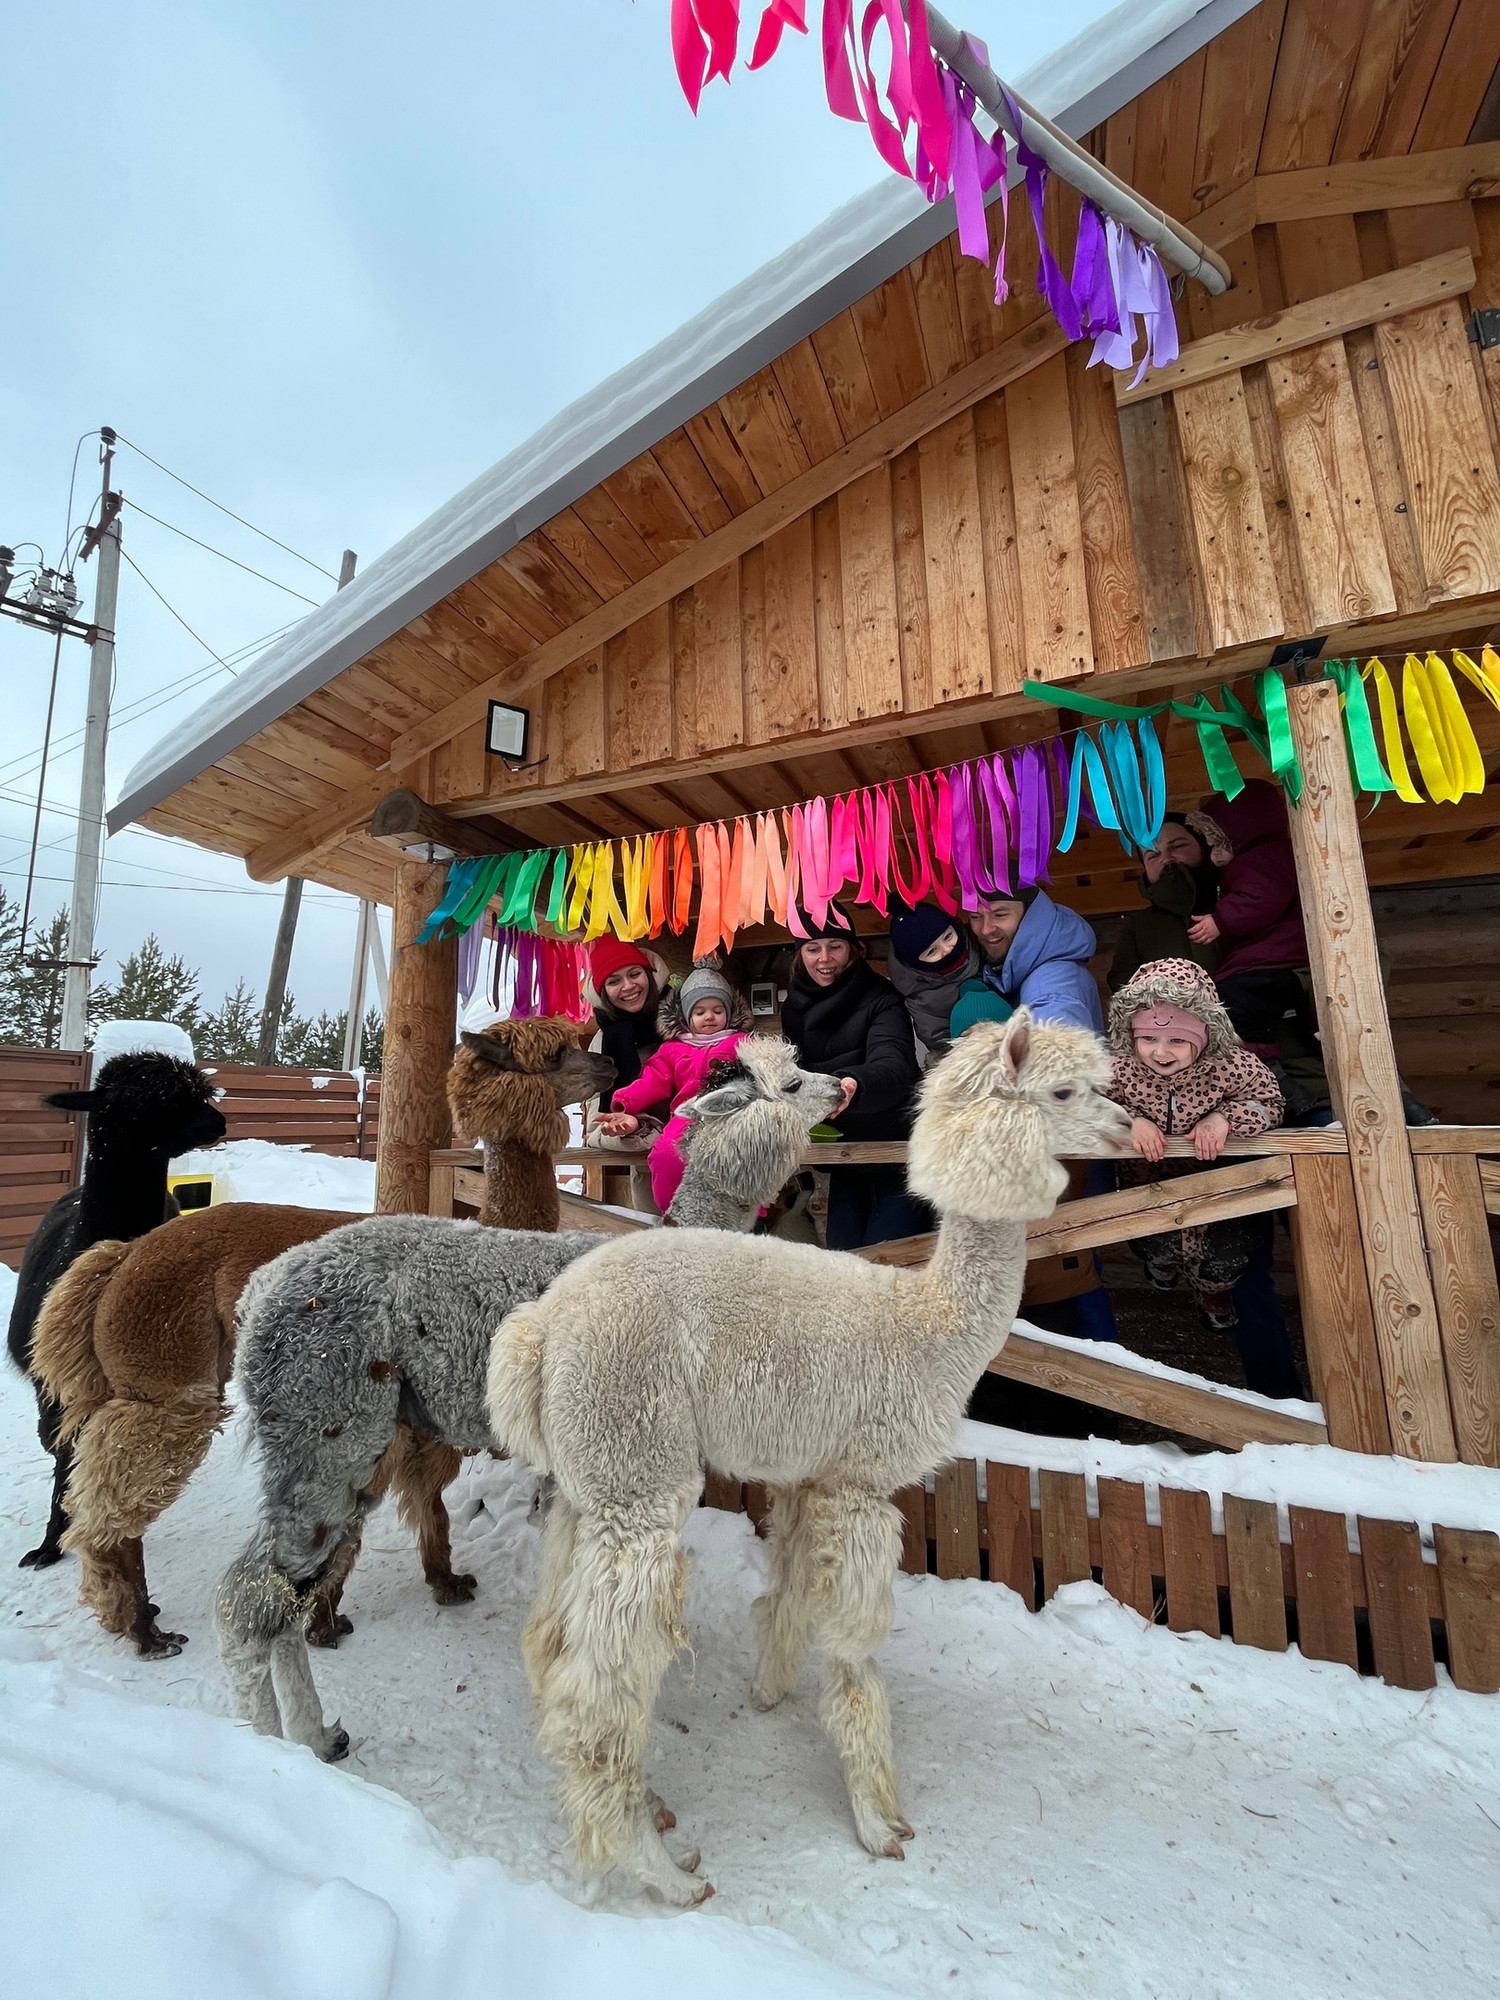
[1217,465,1244,493]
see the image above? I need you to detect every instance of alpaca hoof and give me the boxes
[749,1683,785,1712]
[881,1839,906,1861]
[676,1847,701,1875]
[135,1631,187,1660]
[430,1571,477,1605]
[690,1880,716,1907]
[893,1816,915,1841]
[18,1541,64,1570]
[323,1724,351,1763]
[647,1789,676,1833]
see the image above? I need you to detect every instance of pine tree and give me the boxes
[278,1004,347,1069]
[0,894,72,1049]
[197,978,261,1063]
[90,934,202,1037]
[360,1007,384,1073]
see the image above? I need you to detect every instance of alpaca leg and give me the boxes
[809,1489,911,1859]
[388,1428,474,1604]
[270,1626,350,1761]
[535,1491,710,1905]
[522,1489,578,1700]
[19,1436,74,1570]
[62,1391,223,1656]
[750,1483,819,1711]
[305,1522,363,1648]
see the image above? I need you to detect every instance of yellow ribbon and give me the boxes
[1453,646,1500,716]
[621,837,652,940]
[1362,658,1422,804]
[565,845,594,932]
[1402,653,1482,803]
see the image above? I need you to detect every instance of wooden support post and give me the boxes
[375,859,458,1216]
[1413,1154,1500,1467]
[1284,679,1457,1461]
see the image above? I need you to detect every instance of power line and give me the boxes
[117,547,243,676]
[2,866,347,901]
[119,498,321,606]
[112,432,339,582]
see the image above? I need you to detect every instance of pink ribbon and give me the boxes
[977,753,1013,897]
[748,0,806,70]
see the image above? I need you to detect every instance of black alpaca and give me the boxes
[6,1052,226,1574]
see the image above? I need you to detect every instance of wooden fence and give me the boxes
[0,1047,88,1270]
[211,1064,382,1159]
[700,1463,1500,1697]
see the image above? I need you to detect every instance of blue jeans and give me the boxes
[1229,1215,1306,1400]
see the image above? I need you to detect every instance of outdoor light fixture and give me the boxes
[485,699,531,762]
[0,548,13,605]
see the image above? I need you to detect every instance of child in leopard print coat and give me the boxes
[1106,957,1284,1330]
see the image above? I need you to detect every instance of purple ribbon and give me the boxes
[1089,216,1181,385]
[1017,744,1052,885]
[1071,203,1119,339]
[458,918,485,1008]
[1001,85,1081,342]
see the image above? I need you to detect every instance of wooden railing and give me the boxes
[428,1125,1500,1463]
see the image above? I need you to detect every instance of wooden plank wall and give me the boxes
[420,211,1500,819]
[698,1458,1500,1696]
[1379,885,1500,1124]
[0,1047,88,1271]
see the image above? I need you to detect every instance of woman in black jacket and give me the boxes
[779,910,924,1250]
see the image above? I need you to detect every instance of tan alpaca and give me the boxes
[487,1011,1132,1906]
[447,1018,615,1230]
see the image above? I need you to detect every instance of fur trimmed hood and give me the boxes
[1108,956,1238,1060]
[656,975,754,1040]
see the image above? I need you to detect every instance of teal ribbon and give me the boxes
[414,857,481,943]
[545,848,569,928]
[1058,731,1121,852]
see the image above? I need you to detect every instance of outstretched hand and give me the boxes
[835,1077,858,1116]
[593,1111,639,1137]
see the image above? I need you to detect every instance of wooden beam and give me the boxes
[367,788,515,861]
[1115,249,1474,407]
[1285,678,1457,1462]
[385,317,1071,769]
[375,859,457,1216]
[1414,1153,1500,1468]
[1192,143,1500,250]
[556,1188,653,1235]
[245,773,389,884]
[989,1331,1328,1450]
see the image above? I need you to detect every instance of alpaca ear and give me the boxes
[43,1088,100,1113]
[460,1031,519,1069]
[681,1077,759,1122]
[999,1008,1032,1085]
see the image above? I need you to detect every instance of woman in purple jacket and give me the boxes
[1185,781,1309,1057]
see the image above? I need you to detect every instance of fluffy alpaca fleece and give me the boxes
[215,1218,599,1758]
[665,1038,845,1231]
[28,1204,472,1657]
[7,1052,226,1572]
[447,1018,616,1230]
[485,1011,1132,1905]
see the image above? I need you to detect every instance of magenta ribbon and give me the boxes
[947,764,980,911]
[1016,743,1052,885]
[978,753,1014,897]
[748,0,806,70]
[822,0,863,122]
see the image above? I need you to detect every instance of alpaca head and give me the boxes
[669,1037,845,1216]
[447,1018,615,1150]
[907,1011,1129,1222]
[45,1052,226,1161]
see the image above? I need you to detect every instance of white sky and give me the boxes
[2,0,1117,1017]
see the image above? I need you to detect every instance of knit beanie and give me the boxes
[589,936,651,986]
[889,901,962,970]
[1130,1003,1209,1053]
[949,982,1014,1038]
[679,966,735,1019]
[799,901,857,941]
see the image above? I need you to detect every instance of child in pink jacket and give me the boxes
[592,965,749,1211]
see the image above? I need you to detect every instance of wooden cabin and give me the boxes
[112,0,1500,1479]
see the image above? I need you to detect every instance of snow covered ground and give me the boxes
[5,1160,1500,1996]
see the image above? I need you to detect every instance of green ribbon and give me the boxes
[1326,659,1396,797]
[1171,690,1246,799]
[545,847,569,928]
[453,853,506,931]
[1254,669,1302,802]
[500,847,551,929]
[1021,680,1166,721]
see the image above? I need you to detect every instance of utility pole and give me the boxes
[254,547,357,1065]
[341,898,374,1071]
[60,428,121,1051]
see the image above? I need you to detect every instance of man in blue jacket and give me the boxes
[949,886,1104,1035]
[948,884,1120,1367]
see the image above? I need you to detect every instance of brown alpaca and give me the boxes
[31,1203,474,1657]
[446,1018,615,1230]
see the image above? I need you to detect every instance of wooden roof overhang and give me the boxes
[126,0,1500,917]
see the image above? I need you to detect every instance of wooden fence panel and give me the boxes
[0,1047,88,1270]
[210,1063,378,1158]
[694,1463,1500,1696]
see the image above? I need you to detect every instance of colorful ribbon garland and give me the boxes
[663,2,1180,380]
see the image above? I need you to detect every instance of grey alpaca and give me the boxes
[665,1037,844,1231]
[216,1218,597,1757]
[215,1037,843,1752]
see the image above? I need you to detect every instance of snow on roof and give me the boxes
[110,0,1257,835]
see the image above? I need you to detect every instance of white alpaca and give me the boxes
[486,1011,1131,1905]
